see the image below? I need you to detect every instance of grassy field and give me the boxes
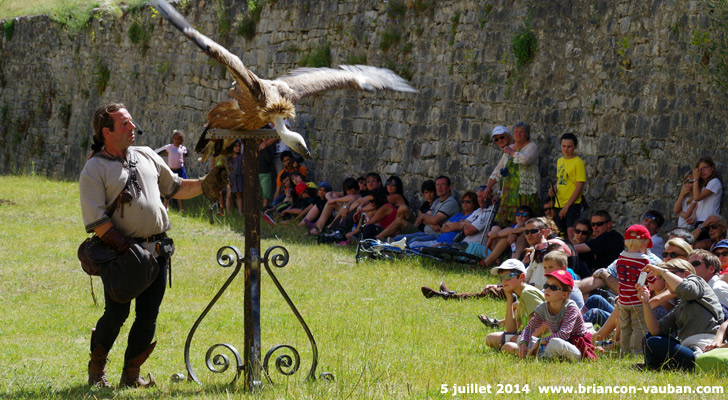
[0,175,726,399]
[0,0,147,20]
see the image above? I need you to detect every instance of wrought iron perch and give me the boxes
[183,129,334,389]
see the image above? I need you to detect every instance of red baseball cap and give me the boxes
[625,224,652,248]
[295,182,308,195]
[544,269,574,290]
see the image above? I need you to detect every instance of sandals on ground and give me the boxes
[478,314,500,328]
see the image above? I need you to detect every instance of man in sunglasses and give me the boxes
[573,210,624,274]
[690,249,728,310]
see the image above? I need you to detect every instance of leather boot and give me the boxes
[421,286,450,299]
[119,342,157,388]
[88,345,110,388]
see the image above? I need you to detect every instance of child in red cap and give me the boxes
[518,269,597,361]
[616,224,653,355]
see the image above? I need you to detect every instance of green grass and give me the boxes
[0,0,148,20]
[0,175,726,399]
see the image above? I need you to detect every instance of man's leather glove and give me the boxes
[100,225,133,254]
[201,165,230,201]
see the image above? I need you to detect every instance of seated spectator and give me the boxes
[297,181,333,229]
[636,259,723,371]
[401,191,477,247]
[673,171,698,229]
[667,227,695,246]
[692,157,722,240]
[384,175,411,219]
[485,260,545,355]
[272,183,316,222]
[642,210,666,258]
[521,218,554,288]
[690,249,728,310]
[692,214,727,250]
[542,198,556,222]
[379,176,459,241]
[347,175,411,228]
[481,205,534,267]
[573,210,624,275]
[345,188,398,242]
[273,150,306,200]
[543,250,584,309]
[570,218,593,277]
[310,177,360,235]
[518,270,597,361]
[374,179,436,240]
[713,240,728,283]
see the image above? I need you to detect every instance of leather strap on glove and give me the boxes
[100,225,133,254]
[200,165,230,201]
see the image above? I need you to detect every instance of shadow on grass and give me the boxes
[0,381,265,399]
[181,196,493,279]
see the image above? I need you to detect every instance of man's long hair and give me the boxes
[89,103,126,158]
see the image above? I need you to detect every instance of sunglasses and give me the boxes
[493,135,506,143]
[524,228,541,235]
[684,179,696,184]
[691,260,704,267]
[515,211,530,217]
[644,214,657,222]
[715,251,728,257]
[574,228,591,235]
[543,283,565,292]
[708,225,724,230]
[591,220,609,227]
[462,200,473,204]
[662,251,686,259]
[499,271,521,281]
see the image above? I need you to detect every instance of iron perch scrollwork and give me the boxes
[184,246,245,385]
[261,245,334,384]
[184,244,333,386]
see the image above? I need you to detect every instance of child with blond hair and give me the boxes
[615,224,653,354]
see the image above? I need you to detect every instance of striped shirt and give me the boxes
[519,300,587,346]
[616,251,651,306]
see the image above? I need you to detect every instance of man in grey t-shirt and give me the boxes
[418,175,460,234]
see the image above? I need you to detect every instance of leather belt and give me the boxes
[135,232,168,243]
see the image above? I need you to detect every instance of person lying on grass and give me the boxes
[518,270,597,361]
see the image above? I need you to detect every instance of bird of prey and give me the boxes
[152,0,418,161]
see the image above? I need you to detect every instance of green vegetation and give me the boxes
[237,0,264,40]
[298,42,331,68]
[214,0,231,39]
[449,12,460,46]
[379,26,401,52]
[1,176,727,399]
[345,51,367,65]
[690,0,728,90]
[0,0,148,20]
[511,25,538,70]
[617,35,632,80]
[2,18,14,40]
[48,0,95,32]
[127,16,153,55]
[385,0,407,19]
[412,0,438,16]
[93,54,110,94]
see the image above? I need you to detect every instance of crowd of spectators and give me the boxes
[215,121,728,370]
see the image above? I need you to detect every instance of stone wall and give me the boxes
[1,0,726,229]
